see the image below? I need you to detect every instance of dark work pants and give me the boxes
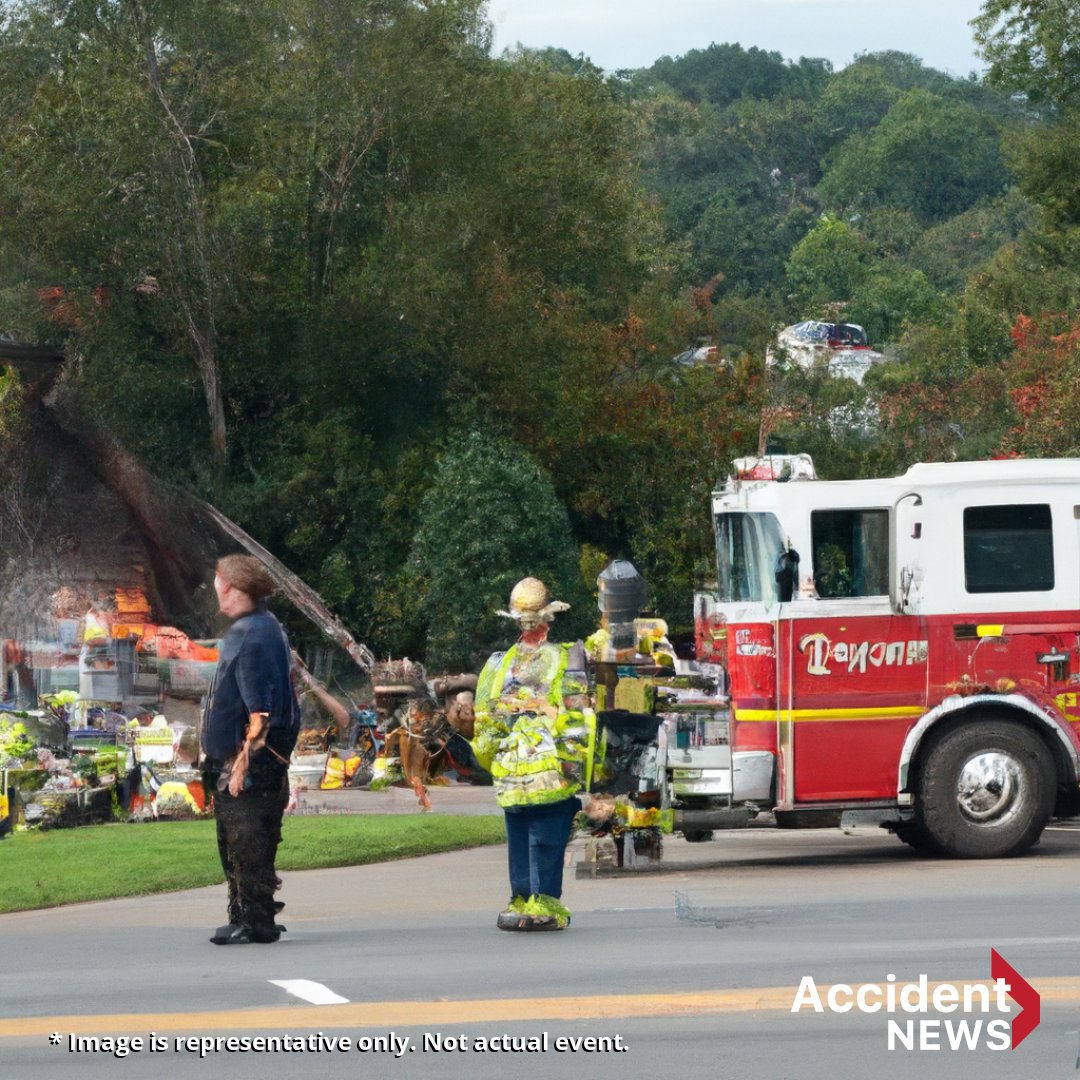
[214,764,289,932]
[503,797,581,901]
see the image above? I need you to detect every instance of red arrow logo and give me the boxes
[991,948,1040,1048]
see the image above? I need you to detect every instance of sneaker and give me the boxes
[496,896,529,931]
[210,924,281,945]
[523,894,571,929]
[496,911,560,931]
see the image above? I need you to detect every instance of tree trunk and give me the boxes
[130,0,227,480]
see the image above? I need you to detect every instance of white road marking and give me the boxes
[269,979,349,1005]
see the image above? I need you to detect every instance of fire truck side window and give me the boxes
[963,504,1054,593]
[810,509,889,598]
[715,512,783,605]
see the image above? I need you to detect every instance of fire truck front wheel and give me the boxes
[916,720,1055,858]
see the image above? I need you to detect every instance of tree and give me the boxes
[818,62,901,139]
[0,0,287,476]
[408,431,591,671]
[843,316,1015,473]
[907,188,1035,289]
[762,365,882,480]
[974,0,1080,109]
[0,0,500,483]
[786,216,872,309]
[971,0,1080,234]
[645,43,829,107]
[816,89,1011,222]
[845,50,961,94]
[996,313,1080,455]
[849,263,943,344]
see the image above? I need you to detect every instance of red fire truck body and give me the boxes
[692,456,1080,857]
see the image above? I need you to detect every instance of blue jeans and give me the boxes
[504,797,581,900]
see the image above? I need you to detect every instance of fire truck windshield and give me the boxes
[715,512,784,605]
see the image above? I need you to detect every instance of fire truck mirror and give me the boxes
[775,548,800,603]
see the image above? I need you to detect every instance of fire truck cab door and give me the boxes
[781,505,928,806]
[894,493,926,614]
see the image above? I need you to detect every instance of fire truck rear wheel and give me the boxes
[916,720,1055,858]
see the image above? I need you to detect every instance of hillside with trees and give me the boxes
[0,0,1076,668]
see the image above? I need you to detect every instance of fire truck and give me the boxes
[673,454,1080,858]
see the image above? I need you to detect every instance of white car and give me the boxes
[769,320,886,384]
[674,343,720,367]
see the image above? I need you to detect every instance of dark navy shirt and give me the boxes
[201,608,300,763]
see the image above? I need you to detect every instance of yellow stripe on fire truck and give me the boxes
[734,706,926,723]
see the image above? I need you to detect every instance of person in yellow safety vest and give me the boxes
[471,577,597,932]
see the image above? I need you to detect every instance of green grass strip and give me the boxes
[0,814,505,915]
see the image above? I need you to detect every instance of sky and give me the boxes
[487,0,988,77]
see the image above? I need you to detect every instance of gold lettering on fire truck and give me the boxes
[798,634,929,676]
[800,632,832,675]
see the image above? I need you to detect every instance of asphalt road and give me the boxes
[4,800,1080,1080]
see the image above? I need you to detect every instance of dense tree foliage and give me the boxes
[0,0,1078,666]
[407,430,592,670]
[815,89,1010,222]
[974,0,1080,109]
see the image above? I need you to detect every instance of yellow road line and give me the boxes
[4,979,1080,1038]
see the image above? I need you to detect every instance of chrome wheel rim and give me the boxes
[956,751,1022,823]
